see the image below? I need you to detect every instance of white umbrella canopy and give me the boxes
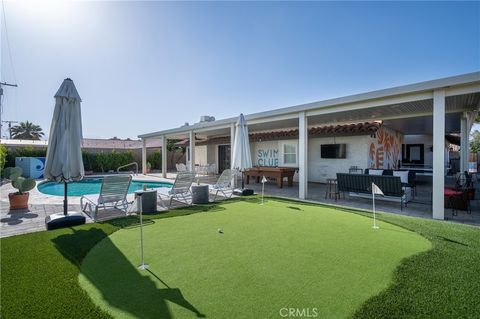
[231,114,252,189]
[44,78,86,228]
[231,113,252,171]
[44,78,84,182]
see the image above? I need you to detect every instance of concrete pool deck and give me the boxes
[0,174,179,238]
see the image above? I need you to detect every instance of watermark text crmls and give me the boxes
[279,307,319,318]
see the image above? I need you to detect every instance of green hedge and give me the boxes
[147,150,162,169]
[82,150,135,172]
[5,147,47,168]
[0,144,7,172]
[5,147,135,173]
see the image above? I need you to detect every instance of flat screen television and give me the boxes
[321,144,346,159]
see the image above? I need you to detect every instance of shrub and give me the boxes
[5,147,47,168]
[82,150,97,172]
[0,144,7,172]
[6,147,136,173]
[147,150,162,169]
[86,150,135,172]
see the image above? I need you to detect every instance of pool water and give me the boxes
[37,178,172,196]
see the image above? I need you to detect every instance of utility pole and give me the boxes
[0,82,18,138]
[1,120,18,139]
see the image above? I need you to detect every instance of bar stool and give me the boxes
[325,178,339,201]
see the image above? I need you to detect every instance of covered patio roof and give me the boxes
[138,72,480,140]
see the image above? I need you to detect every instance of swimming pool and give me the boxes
[37,178,172,196]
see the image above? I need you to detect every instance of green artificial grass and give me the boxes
[1,197,479,319]
[78,199,429,319]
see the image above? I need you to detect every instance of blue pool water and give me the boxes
[37,178,172,196]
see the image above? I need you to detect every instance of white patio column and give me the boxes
[161,136,167,178]
[142,138,147,174]
[230,122,235,185]
[432,90,445,220]
[189,130,195,172]
[230,122,235,168]
[298,111,308,199]
[460,113,468,173]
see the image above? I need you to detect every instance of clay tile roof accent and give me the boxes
[186,122,382,145]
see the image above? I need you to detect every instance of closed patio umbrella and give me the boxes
[231,113,252,191]
[44,78,86,230]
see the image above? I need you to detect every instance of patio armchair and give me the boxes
[158,172,196,208]
[80,175,132,221]
[444,187,471,214]
[209,169,234,201]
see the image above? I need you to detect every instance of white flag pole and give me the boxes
[261,176,267,205]
[137,193,149,270]
[372,182,379,229]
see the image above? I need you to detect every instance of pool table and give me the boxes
[245,166,298,188]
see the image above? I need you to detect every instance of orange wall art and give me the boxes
[368,127,404,169]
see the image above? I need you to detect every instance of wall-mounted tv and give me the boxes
[321,144,346,159]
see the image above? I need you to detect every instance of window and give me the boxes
[281,142,298,166]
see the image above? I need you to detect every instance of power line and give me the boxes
[1,0,17,84]
[0,0,18,138]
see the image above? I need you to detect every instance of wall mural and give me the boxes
[368,127,403,169]
[256,149,279,167]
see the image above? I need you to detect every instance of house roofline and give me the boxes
[138,71,480,139]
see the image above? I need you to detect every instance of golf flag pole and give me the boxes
[261,176,267,205]
[137,193,149,270]
[371,182,383,229]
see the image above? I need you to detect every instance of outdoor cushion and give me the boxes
[368,169,384,176]
[393,170,409,184]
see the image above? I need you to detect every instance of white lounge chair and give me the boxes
[176,163,188,172]
[209,169,234,201]
[80,175,132,221]
[158,172,196,208]
[207,163,216,176]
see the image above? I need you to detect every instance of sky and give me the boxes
[1,1,479,140]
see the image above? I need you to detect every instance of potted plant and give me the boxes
[2,167,36,210]
[146,162,152,173]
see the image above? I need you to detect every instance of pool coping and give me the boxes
[1,175,174,206]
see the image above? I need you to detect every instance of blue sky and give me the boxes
[1,1,479,139]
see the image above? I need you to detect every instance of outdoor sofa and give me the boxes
[336,173,411,210]
[364,168,417,197]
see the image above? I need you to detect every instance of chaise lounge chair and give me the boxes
[158,172,196,208]
[209,169,234,201]
[80,174,132,221]
[176,163,188,172]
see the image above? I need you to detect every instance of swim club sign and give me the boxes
[257,148,279,167]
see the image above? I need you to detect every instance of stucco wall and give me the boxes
[308,136,370,183]
[248,135,371,183]
[194,145,208,165]
[251,141,280,167]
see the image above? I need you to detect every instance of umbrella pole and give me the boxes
[64,181,68,216]
[241,171,245,189]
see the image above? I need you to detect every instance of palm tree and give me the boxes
[10,121,45,140]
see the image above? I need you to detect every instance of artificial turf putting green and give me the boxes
[79,199,430,319]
